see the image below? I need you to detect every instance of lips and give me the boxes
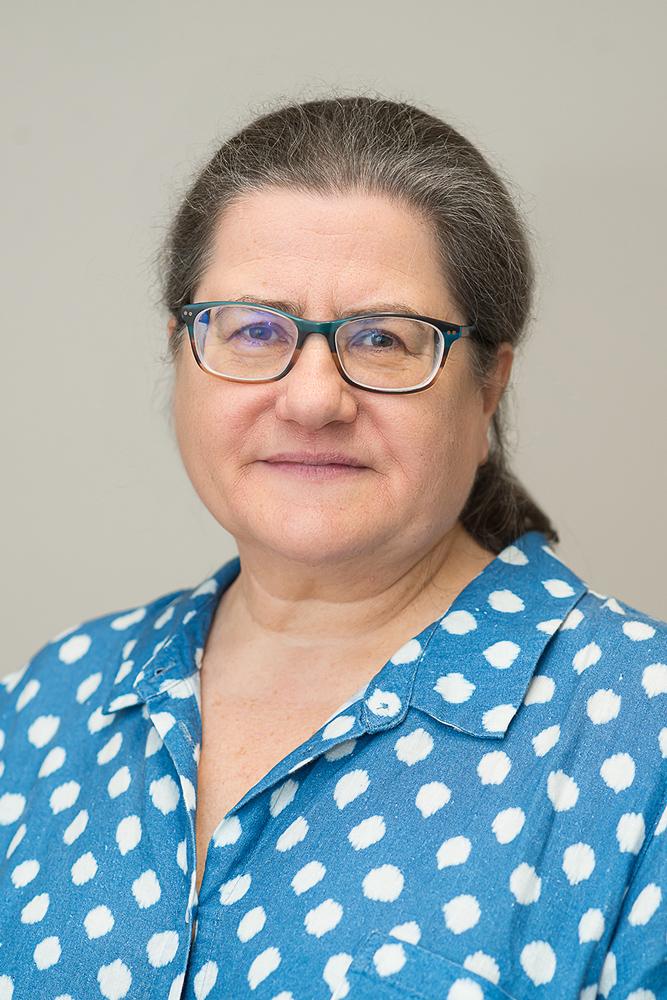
[263,451,365,467]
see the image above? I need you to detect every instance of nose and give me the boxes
[274,332,358,428]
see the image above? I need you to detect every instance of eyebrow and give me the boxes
[234,294,423,319]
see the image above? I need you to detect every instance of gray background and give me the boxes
[3,0,665,676]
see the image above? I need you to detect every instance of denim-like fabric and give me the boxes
[1,530,665,999]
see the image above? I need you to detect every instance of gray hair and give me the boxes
[156,93,558,553]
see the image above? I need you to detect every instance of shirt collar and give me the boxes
[99,530,588,741]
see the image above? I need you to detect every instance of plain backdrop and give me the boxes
[3,0,666,676]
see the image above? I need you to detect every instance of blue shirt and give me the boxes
[1,529,665,1000]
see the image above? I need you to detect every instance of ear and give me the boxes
[478,343,514,465]
[481,342,514,418]
[167,316,177,339]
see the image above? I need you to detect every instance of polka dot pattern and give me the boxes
[0,530,664,998]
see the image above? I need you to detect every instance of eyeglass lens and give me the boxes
[192,305,443,390]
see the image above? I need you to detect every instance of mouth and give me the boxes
[258,460,367,479]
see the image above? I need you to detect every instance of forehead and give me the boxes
[197,187,453,317]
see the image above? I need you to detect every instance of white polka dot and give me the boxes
[598,951,617,998]
[63,809,88,845]
[547,770,580,811]
[462,951,500,984]
[33,935,61,969]
[492,807,525,844]
[578,908,604,942]
[150,774,180,813]
[560,608,585,630]
[322,715,355,740]
[477,751,511,785]
[391,638,422,663]
[276,816,309,852]
[349,815,386,850]
[543,579,575,598]
[71,852,97,885]
[509,862,541,904]
[628,883,661,925]
[572,642,602,675]
[97,958,132,999]
[237,906,266,942]
[532,724,560,757]
[116,815,142,854]
[111,608,146,630]
[520,940,556,985]
[11,859,39,887]
[362,864,404,902]
[616,813,645,854]
[248,949,282,990]
[366,688,402,717]
[437,836,472,868]
[524,675,555,705]
[334,770,370,809]
[39,746,66,777]
[76,671,102,703]
[132,869,161,908]
[623,621,656,641]
[50,780,80,814]
[488,590,525,613]
[537,618,561,635]
[0,793,25,826]
[168,975,186,1000]
[6,823,26,858]
[642,663,667,698]
[660,728,667,758]
[443,894,480,933]
[395,728,433,766]
[498,543,528,565]
[482,704,515,733]
[416,781,451,817]
[98,732,123,765]
[84,905,114,939]
[292,861,326,895]
[212,815,242,847]
[372,941,406,976]
[562,843,595,884]
[21,892,50,923]
[304,898,343,936]
[28,715,60,748]
[0,975,13,999]
[482,641,520,669]
[58,633,91,663]
[389,921,421,945]
[16,679,40,711]
[434,673,476,703]
[193,960,218,999]
[587,689,621,724]
[147,930,179,967]
[219,873,251,905]
[447,979,483,1000]
[441,610,477,635]
[600,753,636,792]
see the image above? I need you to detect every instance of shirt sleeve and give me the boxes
[596,802,667,998]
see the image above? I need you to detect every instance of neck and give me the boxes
[206,523,494,671]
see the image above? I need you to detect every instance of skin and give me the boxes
[168,187,514,699]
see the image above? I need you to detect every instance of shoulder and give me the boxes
[531,579,666,806]
[0,583,189,738]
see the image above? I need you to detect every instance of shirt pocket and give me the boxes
[337,928,518,1000]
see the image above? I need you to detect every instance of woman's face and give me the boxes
[169,187,512,568]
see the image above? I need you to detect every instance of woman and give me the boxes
[1,96,664,1000]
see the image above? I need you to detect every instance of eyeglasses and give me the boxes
[178,301,477,395]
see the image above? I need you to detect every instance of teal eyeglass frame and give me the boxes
[179,301,477,395]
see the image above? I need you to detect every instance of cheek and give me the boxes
[391,398,480,503]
